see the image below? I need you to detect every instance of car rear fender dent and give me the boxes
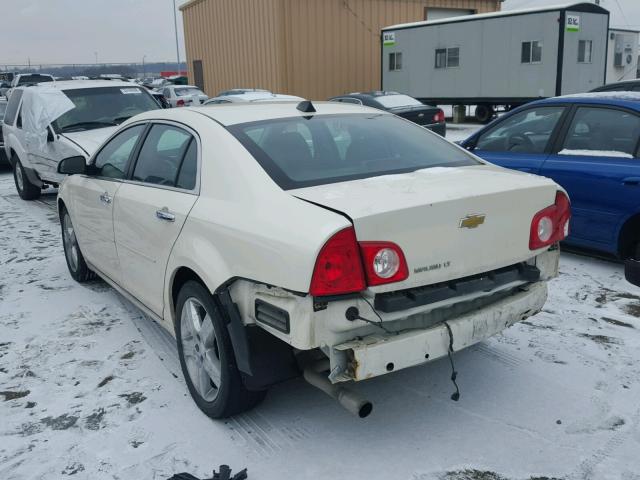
[164,245,231,327]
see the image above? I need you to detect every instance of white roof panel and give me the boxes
[383,2,608,31]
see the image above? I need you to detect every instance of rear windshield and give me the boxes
[375,94,423,109]
[228,113,479,190]
[175,87,205,97]
[54,87,159,133]
[18,75,53,85]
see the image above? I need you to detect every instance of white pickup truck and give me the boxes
[2,80,159,199]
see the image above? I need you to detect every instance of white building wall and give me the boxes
[606,29,639,84]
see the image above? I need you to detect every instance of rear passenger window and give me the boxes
[132,124,196,188]
[559,107,640,158]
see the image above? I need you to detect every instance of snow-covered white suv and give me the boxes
[56,101,569,419]
[2,80,159,199]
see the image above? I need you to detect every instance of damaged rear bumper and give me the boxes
[332,282,547,382]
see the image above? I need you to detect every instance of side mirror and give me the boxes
[47,128,55,142]
[58,156,87,175]
[625,258,640,287]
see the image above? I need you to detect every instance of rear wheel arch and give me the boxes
[170,266,212,325]
[618,213,640,259]
[169,268,299,391]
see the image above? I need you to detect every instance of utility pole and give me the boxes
[143,55,147,78]
[172,0,181,73]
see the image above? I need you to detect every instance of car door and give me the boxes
[540,105,640,254]
[468,105,568,173]
[71,124,146,284]
[113,122,199,317]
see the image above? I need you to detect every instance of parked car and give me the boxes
[329,91,446,136]
[217,88,270,96]
[57,101,567,419]
[5,73,54,98]
[162,85,209,107]
[2,80,159,199]
[590,80,640,93]
[460,92,640,261]
[204,91,304,105]
[0,98,7,165]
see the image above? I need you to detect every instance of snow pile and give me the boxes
[559,149,634,158]
[559,91,640,102]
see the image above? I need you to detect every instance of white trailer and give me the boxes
[381,2,610,122]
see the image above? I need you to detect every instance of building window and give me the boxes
[578,40,593,63]
[435,47,460,69]
[521,41,543,64]
[389,52,402,71]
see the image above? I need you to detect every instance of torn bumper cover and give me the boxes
[333,282,547,382]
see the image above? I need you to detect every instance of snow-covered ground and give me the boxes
[0,164,639,480]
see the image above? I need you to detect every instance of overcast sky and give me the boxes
[0,0,190,66]
[0,0,638,67]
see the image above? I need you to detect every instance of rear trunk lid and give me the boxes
[389,105,441,126]
[291,165,559,292]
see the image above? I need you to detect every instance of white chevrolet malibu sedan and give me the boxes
[57,101,570,419]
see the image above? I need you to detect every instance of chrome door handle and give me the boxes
[156,208,175,222]
[99,192,112,204]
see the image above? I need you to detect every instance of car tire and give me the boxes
[175,281,266,419]
[12,156,41,200]
[475,104,495,124]
[60,207,96,282]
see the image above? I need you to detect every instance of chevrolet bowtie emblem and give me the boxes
[459,214,486,229]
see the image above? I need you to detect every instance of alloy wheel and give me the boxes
[62,212,79,272]
[180,297,222,402]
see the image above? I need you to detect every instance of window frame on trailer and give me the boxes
[435,47,460,69]
[521,40,543,64]
[577,39,593,64]
[389,52,403,71]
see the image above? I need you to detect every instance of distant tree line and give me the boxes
[0,62,187,79]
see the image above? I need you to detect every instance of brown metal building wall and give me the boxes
[182,0,287,97]
[181,0,501,99]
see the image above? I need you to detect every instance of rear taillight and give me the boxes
[309,227,366,296]
[176,99,185,107]
[359,242,409,286]
[433,109,445,123]
[529,191,571,250]
[309,229,410,296]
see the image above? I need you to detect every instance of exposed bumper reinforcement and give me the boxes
[335,282,547,382]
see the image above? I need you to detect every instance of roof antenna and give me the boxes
[297,100,316,114]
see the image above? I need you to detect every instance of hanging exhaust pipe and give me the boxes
[303,364,373,418]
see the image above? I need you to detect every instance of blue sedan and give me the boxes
[461,93,640,260]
